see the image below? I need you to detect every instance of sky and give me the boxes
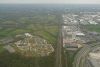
[0,0,100,4]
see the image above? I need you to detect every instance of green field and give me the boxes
[0,8,61,67]
[85,24,100,32]
[0,45,5,53]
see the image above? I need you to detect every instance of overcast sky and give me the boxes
[0,0,100,4]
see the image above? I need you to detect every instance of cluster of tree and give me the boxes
[0,51,55,67]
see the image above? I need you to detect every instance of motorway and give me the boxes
[73,42,100,67]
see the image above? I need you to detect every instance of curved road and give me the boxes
[73,42,100,67]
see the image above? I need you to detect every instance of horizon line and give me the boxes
[0,3,100,5]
